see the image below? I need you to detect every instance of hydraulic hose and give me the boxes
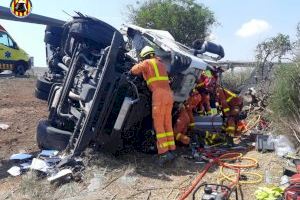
[178,160,216,200]
[178,152,261,200]
[222,156,258,169]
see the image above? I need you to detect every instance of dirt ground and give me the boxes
[0,77,285,200]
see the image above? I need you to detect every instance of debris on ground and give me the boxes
[10,153,32,160]
[0,123,9,130]
[7,166,22,176]
[255,186,284,200]
[47,169,73,183]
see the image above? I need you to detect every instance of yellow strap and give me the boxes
[205,131,210,138]
[211,108,218,115]
[156,132,167,139]
[212,134,217,140]
[226,126,235,131]
[189,123,195,127]
[226,96,234,103]
[167,141,175,147]
[147,77,169,85]
[224,89,237,97]
[223,108,230,113]
[197,82,204,88]
[146,59,169,85]
[165,132,174,137]
[150,59,160,77]
[161,141,175,148]
[176,133,182,140]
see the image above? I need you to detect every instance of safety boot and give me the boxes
[157,151,175,167]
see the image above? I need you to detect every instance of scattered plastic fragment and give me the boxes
[30,158,50,172]
[0,123,9,130]
[20,162,31,170]
[7,166,21,176]
[10,153,32,160]
[39,150,59,157]
[45,157,61,165]
[47,169,72,182]
[271,135,296,157]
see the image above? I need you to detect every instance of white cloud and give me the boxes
[236,19,271,38]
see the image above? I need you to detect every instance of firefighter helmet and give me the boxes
[140,46,155,59]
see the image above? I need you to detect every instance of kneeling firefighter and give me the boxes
[173,90,202,145]
[130,46,176,165]
[215,86,243,137]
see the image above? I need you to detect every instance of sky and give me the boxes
[0,0,299,67]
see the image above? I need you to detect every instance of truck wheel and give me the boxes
[13,64,26,76]
[36,76,54,93]
[36,119,71,151]
[35,88,49,101]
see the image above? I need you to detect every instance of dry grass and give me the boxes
[221,68,254,93]
[0,149,288,200]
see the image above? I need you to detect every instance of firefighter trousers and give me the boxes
[152,89,176,154]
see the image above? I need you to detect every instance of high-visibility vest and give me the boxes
[146,59,169,85]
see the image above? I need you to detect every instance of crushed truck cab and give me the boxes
[0,25,33,75]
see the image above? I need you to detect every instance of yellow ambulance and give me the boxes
[0,24,33,75]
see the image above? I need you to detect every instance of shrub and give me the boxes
[270,63,300,118]
[269,63,300,144]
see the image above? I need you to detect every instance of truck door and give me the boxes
[0,31,19,70]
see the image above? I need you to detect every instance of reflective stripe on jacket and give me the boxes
[130,57,170,92]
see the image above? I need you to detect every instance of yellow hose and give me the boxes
[219,166,263,184]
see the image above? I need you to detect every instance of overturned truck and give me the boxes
[0,7,225,156]
[36,17,225,156]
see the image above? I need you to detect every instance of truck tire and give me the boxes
[13,64,26,76]
[35,88,49,101]
[36,119,71,151]
[36,76,54,93]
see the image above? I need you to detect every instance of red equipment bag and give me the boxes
[285,160,300,200]
[284,184,300,200]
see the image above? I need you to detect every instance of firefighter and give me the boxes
[174,90,202,145]
[195,67,220,115]
[195,70,212,115]
[215,86,243,137]
[130,46,176,164]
